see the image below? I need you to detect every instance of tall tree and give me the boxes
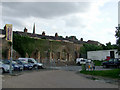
[115,26,120,54]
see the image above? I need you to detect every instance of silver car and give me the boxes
[0,60,13,73]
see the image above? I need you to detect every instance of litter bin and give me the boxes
[82,64,86,71]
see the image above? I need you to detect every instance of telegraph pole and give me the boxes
[5,24,13,74]
[10,34,13,74]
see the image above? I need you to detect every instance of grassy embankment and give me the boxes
[93,60,103,66]
[80,69,120,79]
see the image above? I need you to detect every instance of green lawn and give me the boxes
[93,60,103,66]
[80,69,120,79]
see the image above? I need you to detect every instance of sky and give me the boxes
[0,0,119,45]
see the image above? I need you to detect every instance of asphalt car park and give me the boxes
[2,67,118,88]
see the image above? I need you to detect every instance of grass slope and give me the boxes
[80,69,120,79]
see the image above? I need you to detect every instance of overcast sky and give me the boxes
[1,0,119,44]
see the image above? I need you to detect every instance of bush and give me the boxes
[93,60,103,66]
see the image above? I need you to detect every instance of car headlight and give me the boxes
[24,64,27,66]
[37,63,43,66]
[14,65,19,67]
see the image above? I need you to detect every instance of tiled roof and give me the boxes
[1,29,87,44]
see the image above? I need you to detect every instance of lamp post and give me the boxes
[5,24,13,75]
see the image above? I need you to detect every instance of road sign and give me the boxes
[5,24,13,74]
[5,24,12,42]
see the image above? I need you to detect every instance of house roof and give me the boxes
[0,29,91,45]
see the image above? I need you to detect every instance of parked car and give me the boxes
[76,58,91,65]
[14,60,33,70]
[80,59,87,65]
[76,58,84,65]
[0,61,2,74]
[18,58,44,69]
[2,60,23,71]
[87,59,92,63]
[1,60,13,73]
[102,58,120,68]
[12,61,23,71]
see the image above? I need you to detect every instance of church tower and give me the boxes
[33,23,35,34]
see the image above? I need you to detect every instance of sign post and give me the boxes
[5,24,13,74]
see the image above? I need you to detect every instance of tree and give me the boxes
[101,42,117,50]
[68,36,78,40]
[115,27,120,54]
[79,43,103,58]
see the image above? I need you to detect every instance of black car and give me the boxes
[14,60,33,70]
[102,58,120,68]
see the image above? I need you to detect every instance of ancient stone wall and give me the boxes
[2,37,83,65]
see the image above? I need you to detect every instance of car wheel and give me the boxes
[77,62,80,66]
[118,65,120,68]
[103,65,106,68]
[38,66,43,69]
[2,68,5,73]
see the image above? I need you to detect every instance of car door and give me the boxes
[114,58,119,66]
[108,59,114,66]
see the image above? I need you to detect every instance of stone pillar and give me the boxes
[67,53,69,61]
[36,51,40,63]
[69,54,71,61]
[25,53,29,58]
[52,52,54,60]
[50,52,52,60]
[60,52,62,60]
[7,49,10,60]
[65,53,67,61]
[77,53,79,58]
[38,51,40,63]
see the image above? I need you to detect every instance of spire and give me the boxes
[33,23,35,34]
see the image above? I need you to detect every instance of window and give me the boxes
[28,59,34,63]
[114,59,118,62]
[109,59,113,62]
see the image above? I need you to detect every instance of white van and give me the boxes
[76,58,91,65]
[76,58,83,65]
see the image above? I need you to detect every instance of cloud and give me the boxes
[2,2,91,19]
[1,0,118,44]
[119,1,120,24]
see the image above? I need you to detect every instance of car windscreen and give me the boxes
[28,58,37,63]
[14,60,20,64]
[12,61,17,64]
[81,60,85,62]
[2,60,10,64]
[0,61,2,64]
[21,61,28,64]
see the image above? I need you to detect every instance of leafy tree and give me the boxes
[115,27,120,54]
[102,42,117,50]
[59,36,63,38]
[80,43,103,58]
[80,42,118,58]
[68,36,78,40]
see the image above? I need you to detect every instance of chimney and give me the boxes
[80,38,83,41]
[55,33,58,37]
[72,36,75,40]
[33,23,35,34]
[66,36,68,38]
[42,31,45,36]
[24,27,28,33]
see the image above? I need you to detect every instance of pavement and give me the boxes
[49,66,113,71]
[2,67,119,88]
